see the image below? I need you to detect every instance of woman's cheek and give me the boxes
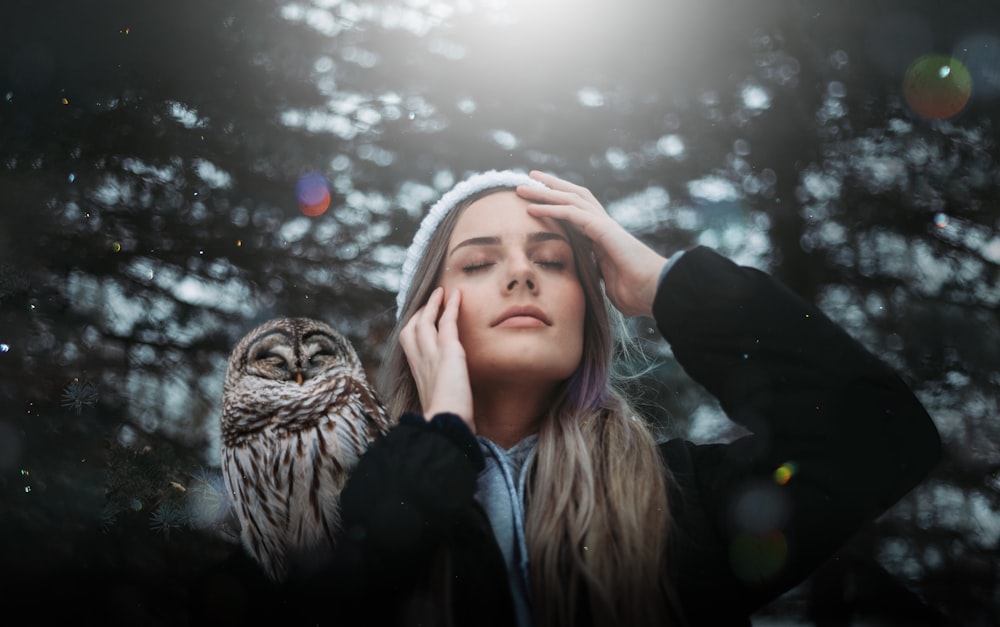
[454,299,475,345]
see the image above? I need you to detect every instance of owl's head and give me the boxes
[224,317,363,390]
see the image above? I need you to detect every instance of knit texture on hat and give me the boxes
[396,170,547,317]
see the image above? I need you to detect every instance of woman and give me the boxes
[327,169,941,627]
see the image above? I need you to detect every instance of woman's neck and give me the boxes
[472,381,553,449]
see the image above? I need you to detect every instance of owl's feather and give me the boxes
[220,317,392,582]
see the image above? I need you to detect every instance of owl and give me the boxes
[221,317,392,582]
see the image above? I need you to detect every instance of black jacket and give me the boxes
[294,246,942,626]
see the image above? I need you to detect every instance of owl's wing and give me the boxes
[353,377,393,438]
[222,444,291,582]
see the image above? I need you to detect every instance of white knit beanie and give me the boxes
[395,169,548,318]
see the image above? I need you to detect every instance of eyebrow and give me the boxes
[448,231,568,257]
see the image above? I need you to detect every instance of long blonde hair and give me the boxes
[379,187,676,627]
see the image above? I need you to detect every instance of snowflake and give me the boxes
[149,501,187,537]
[60,379,99,414]
[185,468,232,530]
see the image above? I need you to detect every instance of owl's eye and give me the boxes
[249,331,296,367]
[252,350,288,376]
[255,351,287,367]
[303,334,342,366]
[306,351,339,371]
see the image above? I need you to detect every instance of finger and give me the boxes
[527,170,581,192]
[422,286,444,322]
[516,183,588,207]
[518,187,608,224]
[438,288,462,344]
[415,286,445,350]
[398,317,421,368]
[399,299,423,350]
[403,287,437,357]
[525,201,604,235]
[404,286,442,331]
[528,170,598,203]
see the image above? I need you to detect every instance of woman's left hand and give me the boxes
[517,171,669,318]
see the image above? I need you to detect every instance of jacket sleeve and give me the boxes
[337,412,485,572]
[655,246,941,617]
[315,412,516,627]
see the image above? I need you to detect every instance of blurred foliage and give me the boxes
[1,0,999,623]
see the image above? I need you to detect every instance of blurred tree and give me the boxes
[1,0,998,623]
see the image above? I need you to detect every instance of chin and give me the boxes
[470,348,581,386]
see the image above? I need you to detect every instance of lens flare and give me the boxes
[903,54,972,120]
[295,172,331,217]
[773,461,798,485]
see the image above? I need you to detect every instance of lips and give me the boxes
[491,305,552,327]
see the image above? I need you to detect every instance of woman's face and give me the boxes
[438,191,586,388]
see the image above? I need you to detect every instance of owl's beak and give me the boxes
[295,372,304,385]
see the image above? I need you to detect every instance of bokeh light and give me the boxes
[773,461,798,485]
[730,531,789,582]
[903,54,972,120]
[295,172,331,217]
[729,482,791,533]
[726,482,792,582]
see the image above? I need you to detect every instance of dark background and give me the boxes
[1,0,998,624]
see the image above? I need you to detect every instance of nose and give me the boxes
[506,254,536,292]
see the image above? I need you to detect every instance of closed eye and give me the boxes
[308,351,337,364]
[256,352,286,366]
[536,260,565,269]
[462,262,495,273]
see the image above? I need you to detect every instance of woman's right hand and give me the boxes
[518,171,668,318]
[398,287,476,434]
